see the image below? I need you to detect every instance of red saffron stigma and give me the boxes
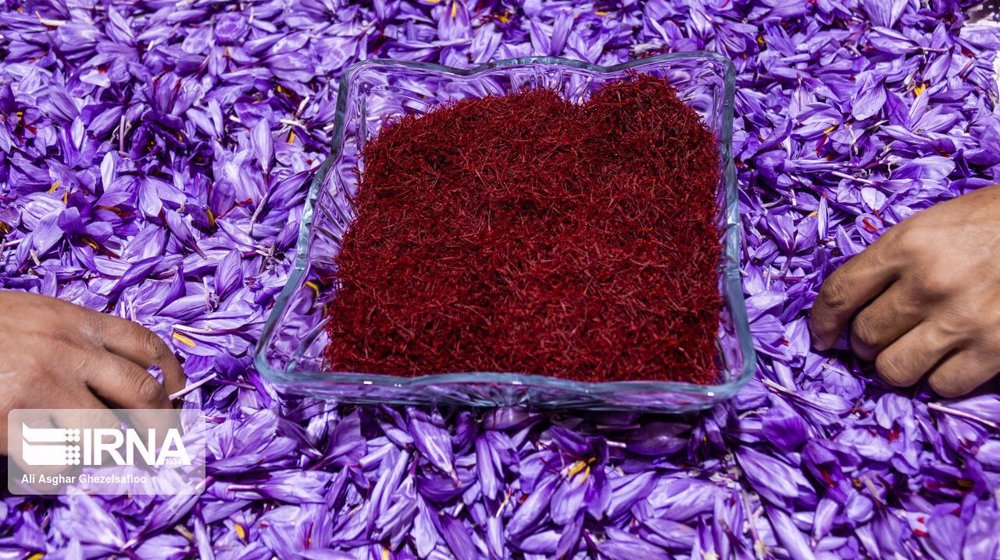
[324,75,723,384]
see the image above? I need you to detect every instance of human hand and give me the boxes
[810,184,1000,398]
[0,291,185,455]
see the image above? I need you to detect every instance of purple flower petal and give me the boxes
[852,72,887,121]
[765,505,816,560]
[507,476,557,537]
[252,119,274,174]
[438,512,479,560]
[606,472,656,520]
[407,408,456,481]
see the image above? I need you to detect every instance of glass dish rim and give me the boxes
[254,52,757,400]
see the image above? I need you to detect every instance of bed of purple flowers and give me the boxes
[1,0,999,558]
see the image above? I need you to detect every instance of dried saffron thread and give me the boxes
[324,75,722,384]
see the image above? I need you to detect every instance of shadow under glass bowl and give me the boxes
[254,53,755,413]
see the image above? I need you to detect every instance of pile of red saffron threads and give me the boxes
[325,75,722,384]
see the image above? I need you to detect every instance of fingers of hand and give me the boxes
[810,242,897,351]
[83,352,172,410]
[875,323,954,388]
[92,314,186,397]
[849,284,922,361]
[54,355,179,448]
[3,294,187,401]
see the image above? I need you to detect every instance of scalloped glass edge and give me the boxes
[254,53,756,413]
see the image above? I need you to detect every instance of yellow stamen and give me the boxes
[381,548,391,560]
[234,523,246,540]
[914,83,927,96]
[497,13,510,23]
[580,465,591,483]
[287,130,296,144]
[172,332,196,347]
[566,460,587,479]
[823,124,837,134]
[807,210,818,218]
[26,554,44,560]
[595,10,607,16]
[450,1,458,18]
[206,209,217,227]
[756,34,766,48]
[84,238,99,250]
[47,180,61,193]
[306,281,321,298]
[63,191,68,205]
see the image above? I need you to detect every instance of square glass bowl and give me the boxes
[255,53,755,413]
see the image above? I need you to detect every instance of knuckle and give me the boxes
[49,326,80,346]
[81,312,108,344]
[851,316,881,348]
[890,223,923,252]
[914,269,954,299]
[928,375,963,399]
[71,347,105,379]
[875,351,911,386]
[887,220,938,250]
[48,341,87,377]
[954,301,988,329]
[818,277,850,311]
[927,317,967,347]
[138,329,168,361]
[134,374,166,406]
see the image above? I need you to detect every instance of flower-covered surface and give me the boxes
[1,0,999,558]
